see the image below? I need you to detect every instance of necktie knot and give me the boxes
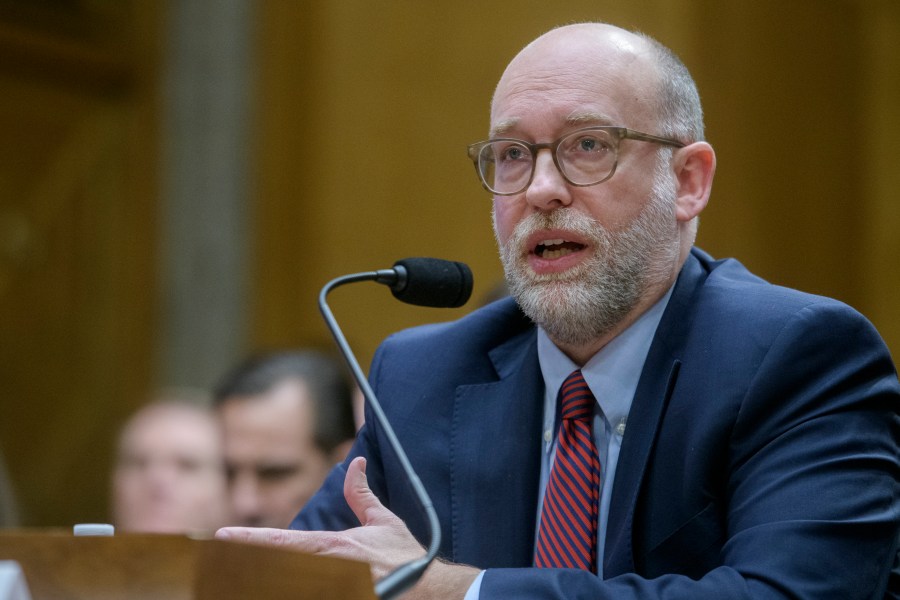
[560,369,594,422]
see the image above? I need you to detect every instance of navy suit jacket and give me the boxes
[293,248,900,599]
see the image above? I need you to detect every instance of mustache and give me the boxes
[506,210,606,254]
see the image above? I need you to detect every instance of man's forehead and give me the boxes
[122,410,216,446]
[222,432,317,465]
[222,379,313,418]
[490,111,618,137]
[220,394,318,454]
[491,40,656,131]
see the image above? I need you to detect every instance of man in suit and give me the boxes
[217,22,900,598]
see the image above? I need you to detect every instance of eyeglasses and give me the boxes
[466,126,685,195]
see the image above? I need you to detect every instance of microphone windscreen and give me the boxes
[391,258,474,308]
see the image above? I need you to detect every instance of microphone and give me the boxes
[318,258,473,600]
[373,257,473,308]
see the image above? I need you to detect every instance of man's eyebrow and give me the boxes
[565,112,616,127]
[489,113,616,138]
[489,118,519,138]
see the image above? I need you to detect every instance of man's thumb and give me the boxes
[343,456,387,525]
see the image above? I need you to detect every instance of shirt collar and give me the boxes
[537,284,675,427]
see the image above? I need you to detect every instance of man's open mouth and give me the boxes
[534,238,586,259]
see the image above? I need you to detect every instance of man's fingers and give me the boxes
[216,526,332,553]
[343,456,392,526]
[216,526,294,545]
[216,527,302,547]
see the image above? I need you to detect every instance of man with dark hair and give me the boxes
[213,350,356,528]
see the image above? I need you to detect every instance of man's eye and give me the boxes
[258,466,298,481]
[176,458,204,474]
[574,136,607,152]
[499,145,529,161]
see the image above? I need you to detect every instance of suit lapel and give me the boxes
[603,253,708,577]
[443,252,711,572]
[450,325,545,568]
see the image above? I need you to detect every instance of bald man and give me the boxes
[218,23,899,599]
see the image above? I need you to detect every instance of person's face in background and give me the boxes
[218,378,339,528]
[112,403,228,534]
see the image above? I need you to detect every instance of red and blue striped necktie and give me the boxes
[534,369,601,572]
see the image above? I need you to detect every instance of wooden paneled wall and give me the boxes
[251,0,900,371]
[0,2,161,526]
[1,0,897,527]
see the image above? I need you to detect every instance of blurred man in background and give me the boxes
[111,390,229,535]
[213,350,356,528]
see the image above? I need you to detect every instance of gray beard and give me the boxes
[495,162,679,348]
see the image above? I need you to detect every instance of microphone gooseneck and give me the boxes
[318,258,472,600]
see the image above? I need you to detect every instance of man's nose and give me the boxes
[144,461,177,489]
[524,150,572,211]
[230,474,262,525]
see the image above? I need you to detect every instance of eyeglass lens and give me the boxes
[478,129,618,194]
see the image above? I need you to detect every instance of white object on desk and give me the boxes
[0,561,31,600]
[72,523,115,536]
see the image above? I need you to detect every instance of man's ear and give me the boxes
[672,141,716,222]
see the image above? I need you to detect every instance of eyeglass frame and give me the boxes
[466,126,686,196]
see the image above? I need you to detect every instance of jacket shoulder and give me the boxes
[375,296,533,372]
[690,247,871,327]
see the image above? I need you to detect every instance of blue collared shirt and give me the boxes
[464,286,673,598]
